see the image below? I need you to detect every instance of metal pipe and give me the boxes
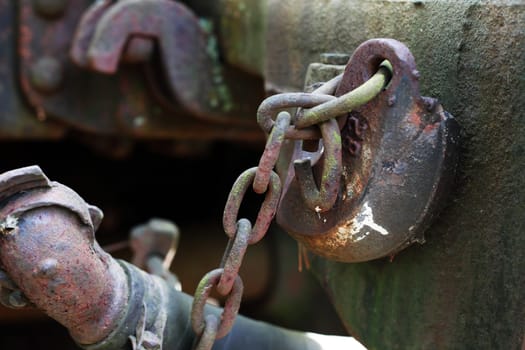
[0,166,364,349]
[0,167,127,345]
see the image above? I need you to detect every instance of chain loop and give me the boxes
[296,62,392,128]
[257,93,335,140]
[191,268,243,340]
[223,168,281,245]
[253,111,291,194]
[193,314,219,350]
[189,60,392,349]
[217,219,251,295]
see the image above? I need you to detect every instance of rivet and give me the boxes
[35,258,59,278]
[387,95,396,107]
[32,0,68,18]
[30,57,63,94]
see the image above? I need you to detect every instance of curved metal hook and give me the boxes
[293,118,342,213]
[73,0,214,117]
[70,0,114,67]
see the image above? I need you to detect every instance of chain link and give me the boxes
[193,314,219,350]
[296,61,392,128]
[253,111,291,194]
[217,219,251,295]
[191,269,243,341]
[190,61,391,349]
[222,168,281,244]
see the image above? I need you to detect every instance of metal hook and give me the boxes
[71,0,215,118]
[293,118,342,213]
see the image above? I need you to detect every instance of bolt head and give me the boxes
[30,57,63,94]
[32,0,68,18]
[35,258,59,278]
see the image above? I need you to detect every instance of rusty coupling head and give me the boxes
[0,166,127,345]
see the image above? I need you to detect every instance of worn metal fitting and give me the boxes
[130,218,179,271]
[0,166,127,345]
[30,57,63,94]
[277,39,459,262]
[130,218,181,290]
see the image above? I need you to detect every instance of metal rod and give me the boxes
[296,62,392,128]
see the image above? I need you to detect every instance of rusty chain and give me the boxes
[190,60,392,349]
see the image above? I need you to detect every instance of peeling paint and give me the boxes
[336,201,389,243]
[0,215,18,235]
[354,202,389,236]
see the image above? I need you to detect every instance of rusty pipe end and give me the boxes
[0,166,128,345]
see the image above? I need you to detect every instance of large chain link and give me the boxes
[190,61,392,349]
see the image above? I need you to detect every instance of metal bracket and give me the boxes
[16,0,264,141]
[277,39,460,262]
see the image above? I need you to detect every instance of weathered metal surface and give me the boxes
[72,0,227,120]
[203,0,525,348]
[0,0,65,139]
[70,0,151,67]
[14,0,265,141]
[277,39,459,263]
[0,166,127,345]
[1,0,523,348]
[293,117,342,213]
[0,166,364,350]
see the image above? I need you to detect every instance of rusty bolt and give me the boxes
[32,0,68,18]
[30,57,63,94]
[320,53,350,65]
